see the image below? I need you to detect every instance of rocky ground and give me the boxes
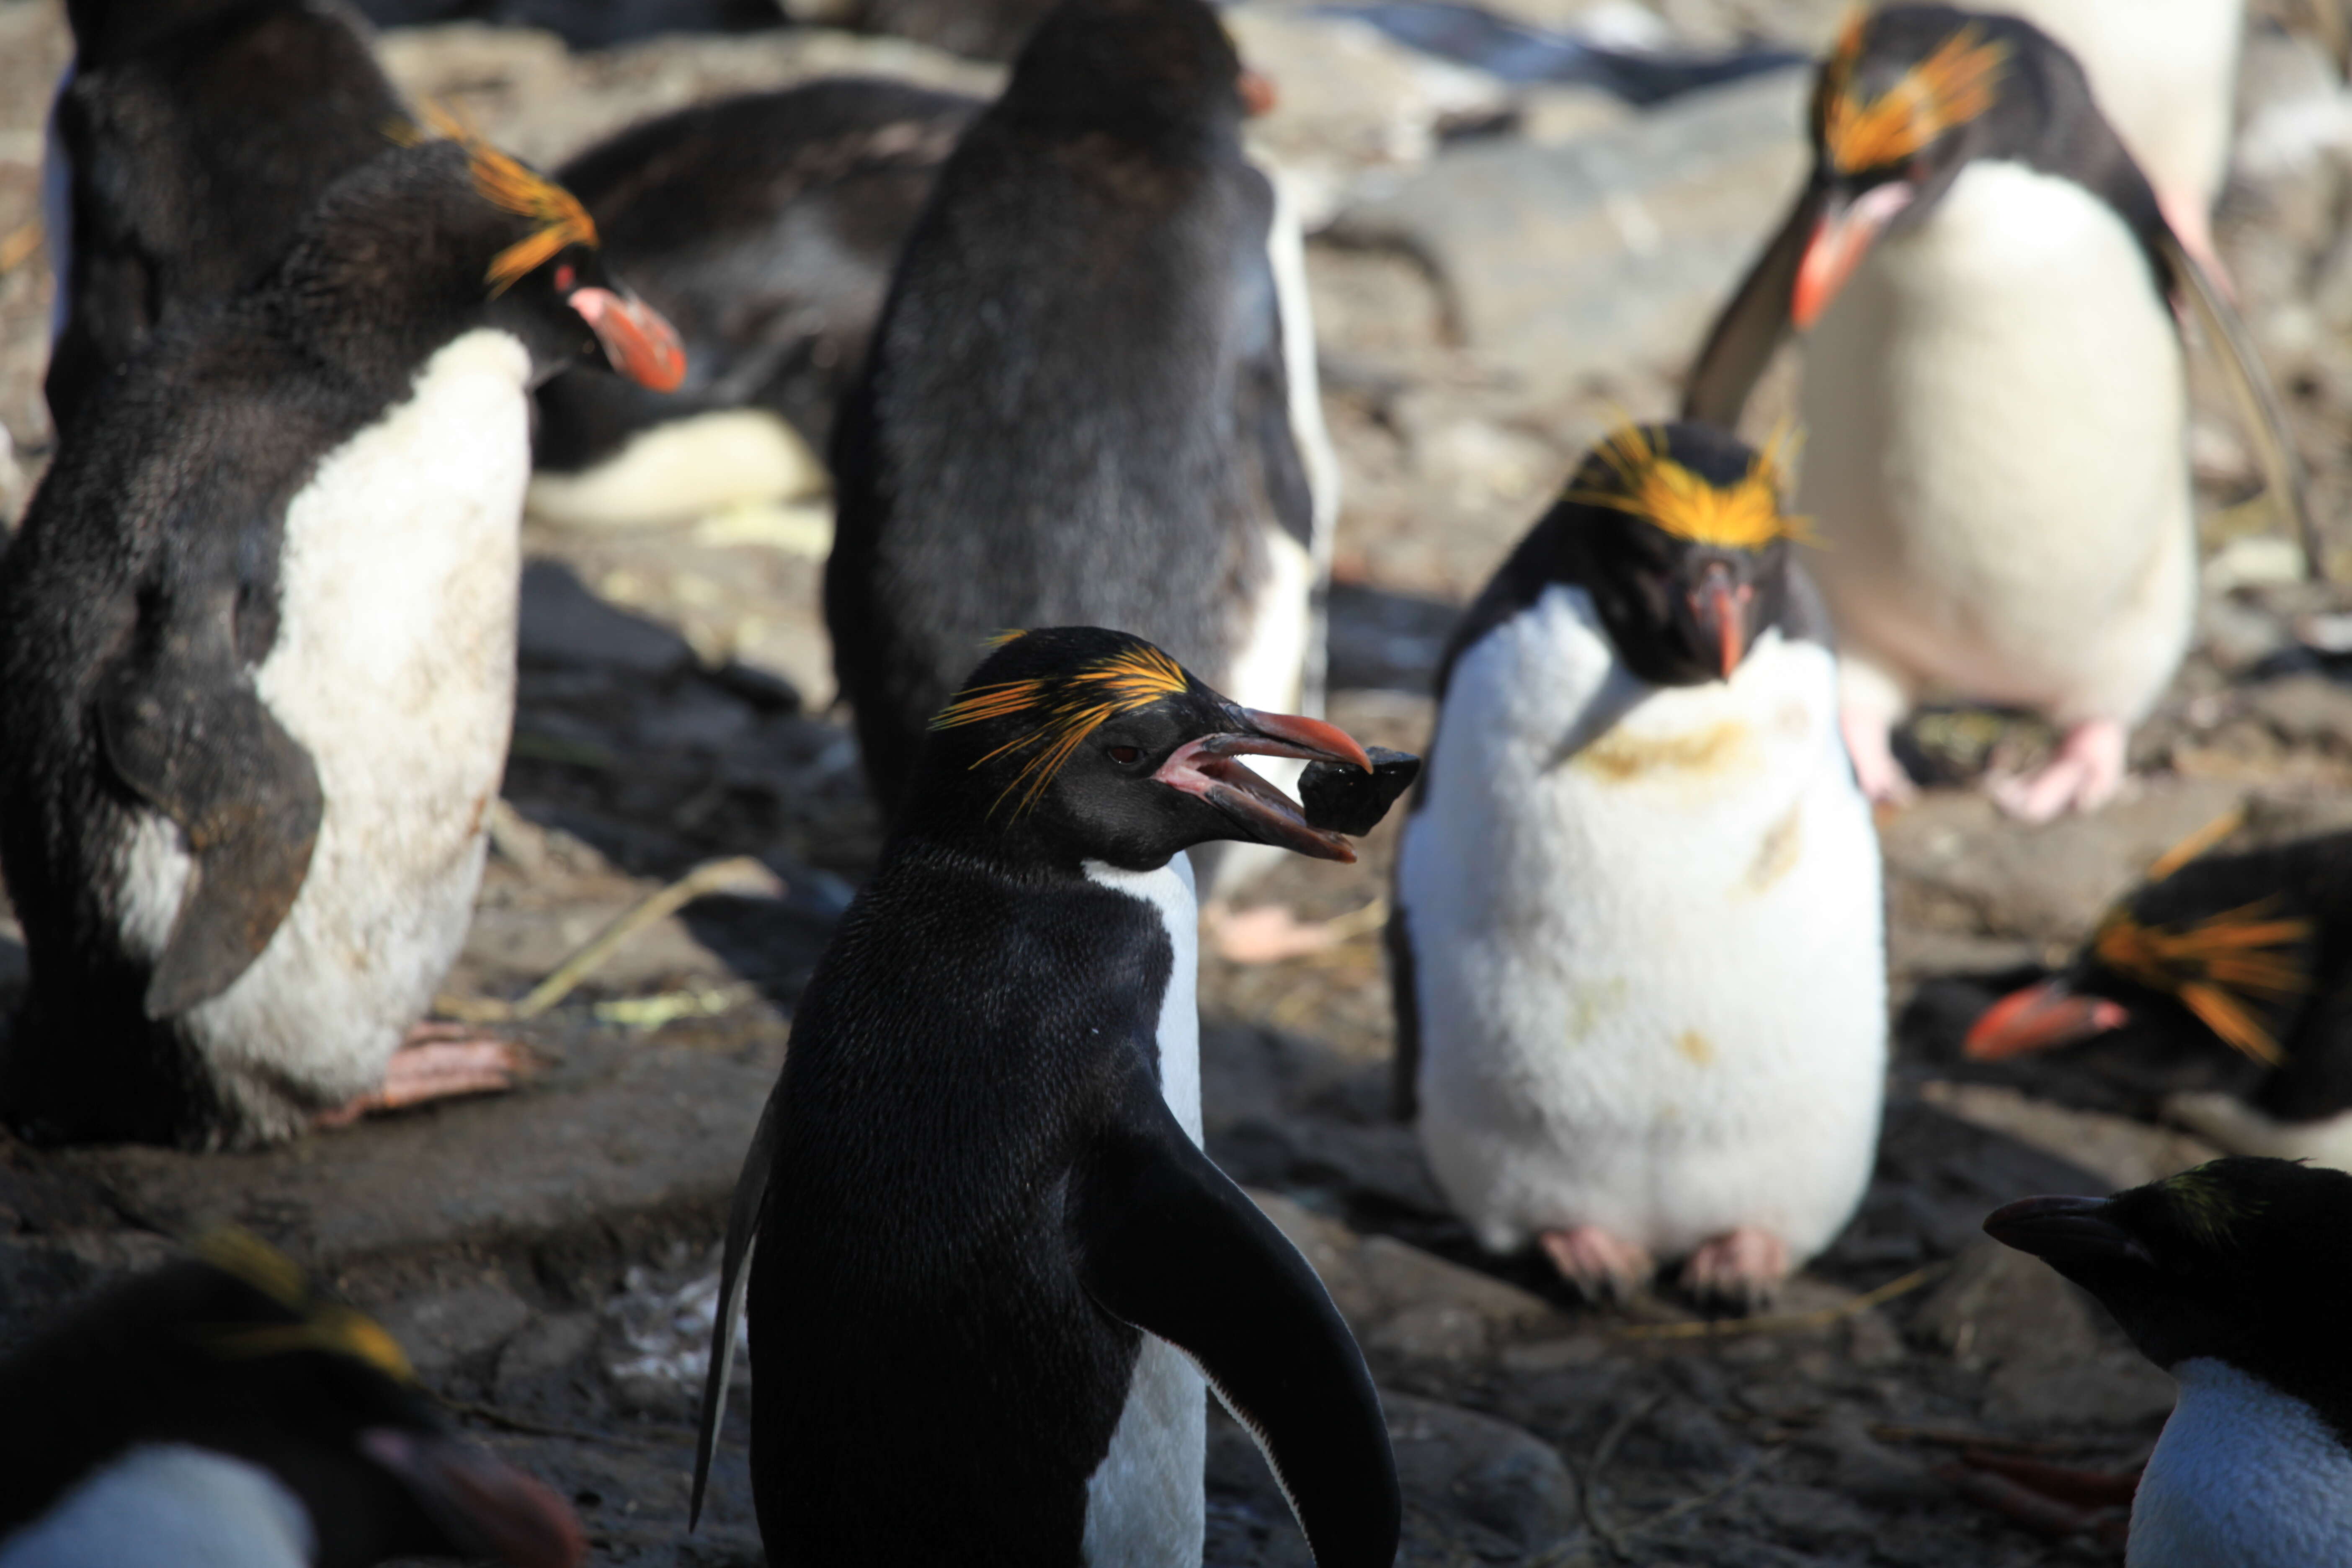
[8,0,2352,1563]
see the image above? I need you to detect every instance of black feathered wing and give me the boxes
[689,1083,782,1528]
[96,575,322,1018]
[1070,1067,1401,1568]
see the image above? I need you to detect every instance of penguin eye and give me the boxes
[554,263,577,293]
[1106,745,1142,766]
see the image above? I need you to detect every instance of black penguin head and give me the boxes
[1967,851,2317,1068]
[1792,5,2113,327]
[1985,1160,2352,1419]
[275,132,684,392]
[0,1231,582,1568]
[908,627,1372,872]
[1547,421,1807,687]
[997,0,1268,150]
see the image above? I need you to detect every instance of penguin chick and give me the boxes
[1684,5,2309,822]
[825,0,1337,876]
[1968,831,2352,1171]
[0,1230,582,1568]
[1985,1158,2352,1566]
[43,0,407,434]
[0,133,685,1150]
[1988,0,2243,278]
[691,627,1400,1568]
[529,78,980,529]
[1391,421,1886,1311]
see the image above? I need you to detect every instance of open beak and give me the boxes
[360,1428,584,1568]
[1964,979,2129,1060]
[1792,180,1914,330]
[568,286,686,392]
[1155,707,1371,863]
[1982,1194,2153,1268]
[1238,68,1277,117]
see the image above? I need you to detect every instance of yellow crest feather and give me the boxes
[931,643,1191,816]
[1569,423,1811,550]
[2093,900,2313,1067]
[1816,15,2008,175]
[193,1229,416,1383]
[407,103,598,294]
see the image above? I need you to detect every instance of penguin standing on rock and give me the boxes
[43,0,407,433]
[529,78,980,529]
[0,132,685,1149]
[1986,1159,2352,1565]
[1968,830,2352,1169]
[1390,422,1886,1309]
[691,627,1402,1568]
[825,0,1337,879]
[1684,5,2310,822]
[0,1230,583,1568]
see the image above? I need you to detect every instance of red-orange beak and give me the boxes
[569,286,686,392]
[1239,68,1277,117]
[1155,707,1371,862]
[1792,181,1915,330]
[1690,577,1752,680]
[361,1428,584,1568]
[1964,979,2129,1061]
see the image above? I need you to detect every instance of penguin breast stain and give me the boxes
[1743,802,1804,894]
[1674,1029,1715,1067]
[1576,721,1755,783]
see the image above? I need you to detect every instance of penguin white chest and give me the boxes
[1078,855,1207,1568]
[0,1444,315,1568]
[127,329,533,1113]
[1398,585,1887,1261]
[1798,159,2193,723]
[2129,1359,2352,1567]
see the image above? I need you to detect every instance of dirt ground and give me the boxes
[6,0,2352,1563]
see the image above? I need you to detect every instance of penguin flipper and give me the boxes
[1681,185,1822,428]
[95,600,323,1019]
[2162,232,2322,579]
[1073,1074,1402,1568]
[689,1084,781,1528]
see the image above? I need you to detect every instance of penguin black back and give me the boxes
[825,0,1318,812]
[0,1233,582,1568]
[534,78,978,473]
[45,0,406,432]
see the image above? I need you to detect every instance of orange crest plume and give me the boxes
[1815,14,2008,175]
[1569,423,1812,550]
[931,643,1191,816]
[405,103,598,294]
[2092,900,2313,1066]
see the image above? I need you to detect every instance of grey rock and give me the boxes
[1913,1240,2176,1427]
[1329,68,1811,399]
[379,1282,534,1376]
[2248,672,2352,750]
[1384,1392,1580,1547]
[1917,1081,2222,1193]
[495,1310,601,1399]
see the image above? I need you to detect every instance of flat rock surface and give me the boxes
[9,1,2352,1564]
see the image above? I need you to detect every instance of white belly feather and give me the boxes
[2129,1358,2352,1568]
[116,329,531,1124]
[1798,159,2194,725]
[1398,585,1886,1261]
[1079,856,1207,1568]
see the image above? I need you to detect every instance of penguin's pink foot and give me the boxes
[1938,1450,2137,1549]
[1837,703,1916,806]
[1988,718,2128,824]
[315,1024,527,1128]
[1539,1226,1654,1304]
[1679,1227,1790,1313]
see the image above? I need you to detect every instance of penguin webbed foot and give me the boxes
[1538,1225,1656,1305]
[315,1023,530,1129]
[1988,719,2128,824]
[1677,1227,1790,1315]
[1837,704,1917,807]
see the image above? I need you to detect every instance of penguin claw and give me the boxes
[1678,1227,1789,1314]
[315,1028,531,1128]
[1988,719,2128,823]
[1538,1226,1654,1304]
